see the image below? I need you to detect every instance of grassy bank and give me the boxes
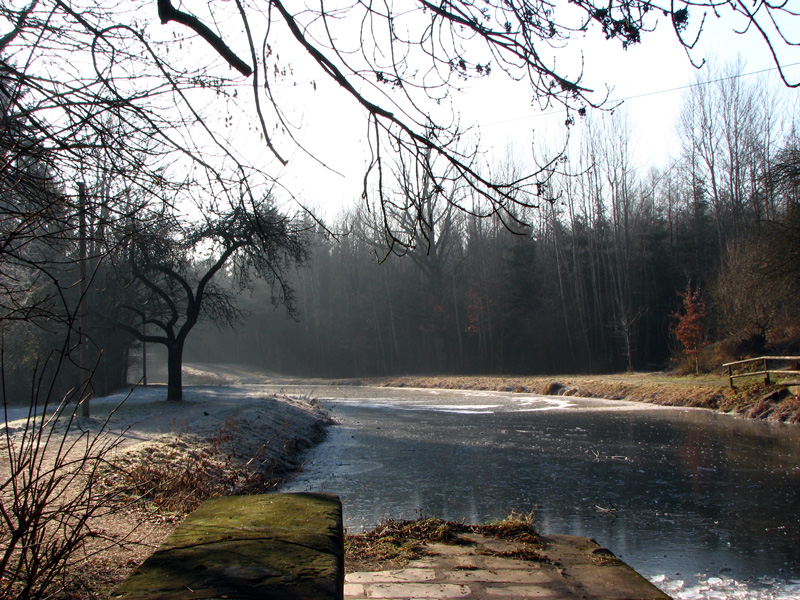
[368,372,800,423]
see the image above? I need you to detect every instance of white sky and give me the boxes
[220,6,800,220]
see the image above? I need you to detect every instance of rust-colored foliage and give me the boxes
[672,283,708,373]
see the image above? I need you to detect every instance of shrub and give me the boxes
[1,358,126,599]
[671,283,709,374]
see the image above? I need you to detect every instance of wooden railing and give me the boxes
[723,356,800,389]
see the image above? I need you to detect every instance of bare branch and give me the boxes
[156,0,252,76]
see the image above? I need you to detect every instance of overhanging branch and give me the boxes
[156,0,253,76]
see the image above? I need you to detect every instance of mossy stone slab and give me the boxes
[113,493,343,600]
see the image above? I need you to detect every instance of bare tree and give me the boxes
[2,0,800,388]
[115,198,310,401]
[678,59,791,253]
[713,241,787,353]
[0,74,165,406]
[380,149,468,370]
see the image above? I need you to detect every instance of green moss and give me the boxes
[113,493,343,600]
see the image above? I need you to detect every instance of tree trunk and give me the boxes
[167,342,184,401]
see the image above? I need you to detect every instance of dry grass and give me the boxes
[345,513,542,572]
[103,434,281,515]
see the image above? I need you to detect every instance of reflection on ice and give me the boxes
[320,399,500,413]
[515,396,577,411]
[412,404,501,413]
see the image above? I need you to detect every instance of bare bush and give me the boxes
[713,241,792,355]
[0,359,125,599]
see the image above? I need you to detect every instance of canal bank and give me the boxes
[20,362,794,600]
[368,372,800,423]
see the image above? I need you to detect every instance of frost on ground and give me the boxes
[651,574,800,600]
[97,385,333,509]
[1,382,333,599]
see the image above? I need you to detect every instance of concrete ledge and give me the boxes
[344,532,670,600]
[113,493,344,600]
[542,534,671,600]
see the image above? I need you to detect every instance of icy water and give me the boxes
[277,385,800,600]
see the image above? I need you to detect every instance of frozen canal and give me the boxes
[277,385,800,600]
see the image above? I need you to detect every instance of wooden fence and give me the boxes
[722,356,800,389]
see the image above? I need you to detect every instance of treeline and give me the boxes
[188,62,800,377]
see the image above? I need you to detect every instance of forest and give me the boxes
[2,0,800,406]
[188,61,800,378]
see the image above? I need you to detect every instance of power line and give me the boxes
[621,60,800,102]
[485,61,800,127]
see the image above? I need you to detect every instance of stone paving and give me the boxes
[345,533,671,600]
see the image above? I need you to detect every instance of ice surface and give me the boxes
[652,574,800,600]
